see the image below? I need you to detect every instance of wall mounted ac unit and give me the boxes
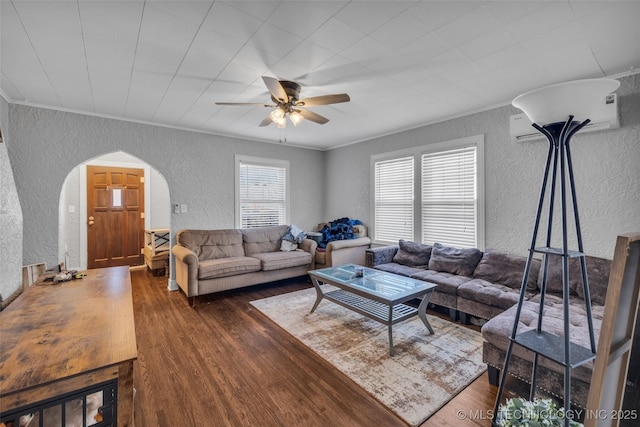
[509,93,620,142]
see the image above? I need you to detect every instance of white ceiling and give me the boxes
[2,1,639,150]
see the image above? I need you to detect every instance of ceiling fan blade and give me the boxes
[295,94,350,107]
[298,109,329,125]
[215,102,274,107]
[259,115,273,127]
[262,76,288,103]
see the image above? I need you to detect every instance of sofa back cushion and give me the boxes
[540,255,611,305]
[392,240,432,267]
[176,229,244,261]
[428,243,483,277]
[242,225,289,256]
[473,249,541,290]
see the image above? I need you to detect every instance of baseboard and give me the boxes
[167,279,178,291]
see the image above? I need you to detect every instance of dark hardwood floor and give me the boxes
[131,268,496,427]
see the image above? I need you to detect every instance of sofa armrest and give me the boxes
[172,244,199,297]
[299,238,318,269]
[365,245,399,268]
[325,237,371,252]
[317,237,371,267]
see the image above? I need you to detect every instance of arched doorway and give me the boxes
[58,151,171,274]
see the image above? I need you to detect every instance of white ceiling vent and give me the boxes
[509,93,620,142]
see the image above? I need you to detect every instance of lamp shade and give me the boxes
[512,78,620,125]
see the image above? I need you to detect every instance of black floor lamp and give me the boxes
[493,78,621,427]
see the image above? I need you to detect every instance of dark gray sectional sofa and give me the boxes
[365,239,616,407]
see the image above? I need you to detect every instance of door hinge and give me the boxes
[140,176,145,183]
[141,248,144,254]
[140,212,145,219]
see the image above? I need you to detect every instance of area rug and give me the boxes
[250,286,486,426]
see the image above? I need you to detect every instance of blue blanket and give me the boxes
[318,217,363,249]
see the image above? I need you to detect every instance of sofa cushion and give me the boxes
[481,300,603,383]
[177,229,245,260]
[458,278,529,311]
[251,250,312,271]
[539,255,611,305]
[198,256,261,279]
[410,270,472,295]
[242,225,289,256]
[473,249,541,291]
[428,243,483,276]
[392,240,432,267]
[374,262,425,278]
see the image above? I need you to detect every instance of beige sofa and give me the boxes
[314,223,371,269]
[172,225,317,306]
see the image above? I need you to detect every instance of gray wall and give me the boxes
[6,105,325,279]
[325,74,640,259]
[0,97,23,302]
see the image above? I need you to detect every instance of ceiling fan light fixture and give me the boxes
[270,108,285,121]
[289,110,304,126]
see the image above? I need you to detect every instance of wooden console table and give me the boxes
[0,266,137,426]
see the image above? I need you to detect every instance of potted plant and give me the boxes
[496,397,584,427]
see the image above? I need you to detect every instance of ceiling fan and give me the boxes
[216,76,350,128]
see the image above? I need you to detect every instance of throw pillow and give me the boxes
[428,243,483,276]
[473,249,541,290]
[392,240,432,267]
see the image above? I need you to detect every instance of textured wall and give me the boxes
[7,106,325,274]
[325,74,640,259]
[0,97,23,301]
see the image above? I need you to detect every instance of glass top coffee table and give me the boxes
[308,264,437,356]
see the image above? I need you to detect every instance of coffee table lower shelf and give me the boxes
[324,289,418,324]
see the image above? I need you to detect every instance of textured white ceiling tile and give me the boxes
[250,23,303,59]
[306,17,365,53]
[436,5,501,47]
[222,0,280,21]
[147,1,214,27]
[266,2,331,39]
[152,76,216,123]
[0,2,58,104]
[593,42,640,76]
[335,1,408,35]
[369,11,431,49]
[423,49,472,76]
[576,2,640,54]
[135,6,201,74]
[485,1,551,25]
[79,1,144,117]
[400,32,454,63]
[179,29,245,82]
[408,1,482,32]
[458,27,516,61]
[340,36,394,65]
[12,1,92,108]
[202,1,263,42]
[283,41,335,70]
[505,1,575,42]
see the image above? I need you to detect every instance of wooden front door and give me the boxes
[87,166,145,269]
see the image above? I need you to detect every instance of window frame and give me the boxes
[370,135,485,249]
[235,155,290,229]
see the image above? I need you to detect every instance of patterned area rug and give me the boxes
[250,286,486,426]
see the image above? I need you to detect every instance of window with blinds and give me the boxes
[237,157,289,228]
[374,156,414,243]
[371,135,484,249]
[422,146,477,248]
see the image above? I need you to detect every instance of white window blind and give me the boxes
[421,146,477,248]
[374,156,414,243]
[238,161,287,228]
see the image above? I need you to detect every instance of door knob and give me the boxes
[88,220,94,225]
[88,216,94,221]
